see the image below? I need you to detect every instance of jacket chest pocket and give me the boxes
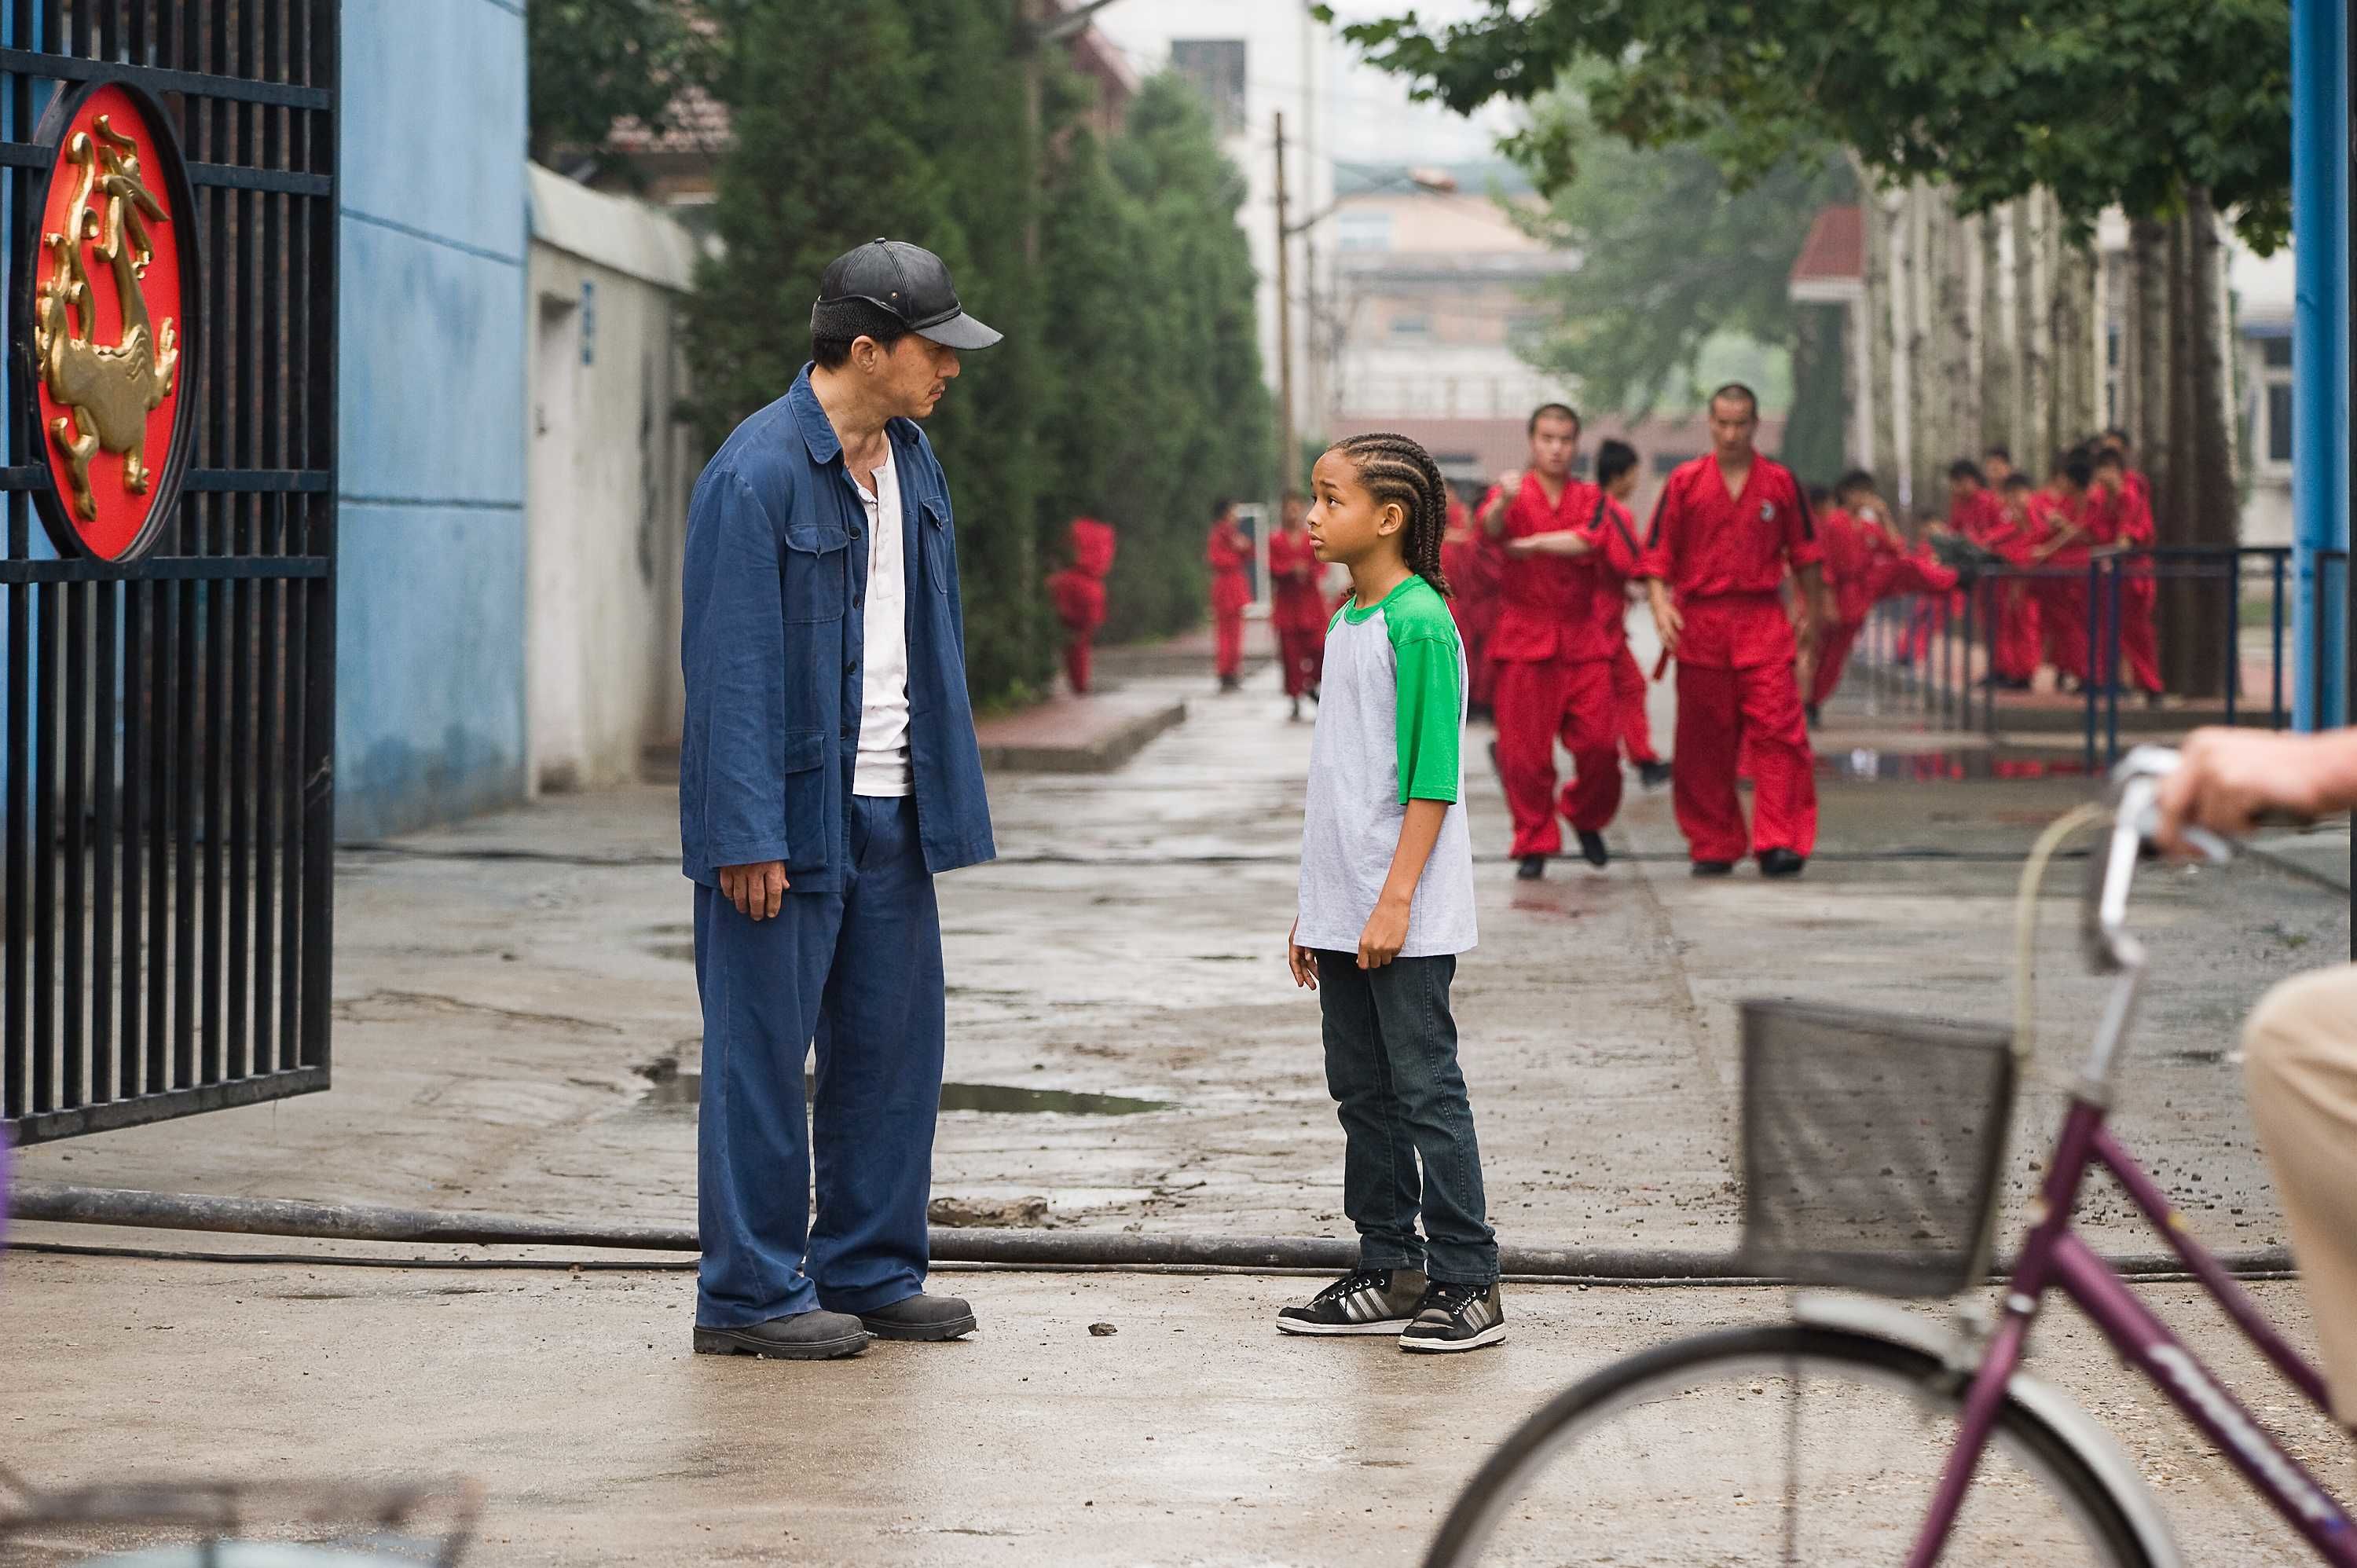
[783,521,852,623]
[922,500,953,595]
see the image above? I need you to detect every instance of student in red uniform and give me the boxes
[1046,515,1117,694]
[1481,403,1620,879]
[1206,496,1253,692]
[2091,446,2165,702]
[1268,491,1329,720]
[1642,385,1823,878]
[1808,483,1878,723]
[2029,449,2099,690]
[1988,474,2045,687]
[1944,460,2033,688]
[1439,483,1501,720]
[1596,440,1672,786]
[2099,429,2153,510]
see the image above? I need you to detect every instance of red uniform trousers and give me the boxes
[1276,625,1325,698]
[2106,574,2163,694]
[1612,643,1659,765]
[1493,658,1622,859]
[1673,597,1816,864]
[2037,571,2092,683]
[1989,581,2042,683]
[1210,570,1250,681]
[1809,618,1864,709]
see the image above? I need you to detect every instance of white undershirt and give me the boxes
[849,444,914,798]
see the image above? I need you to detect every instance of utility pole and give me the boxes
[1274,111,1294,493]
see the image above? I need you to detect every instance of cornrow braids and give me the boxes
[1328,431,1453,598]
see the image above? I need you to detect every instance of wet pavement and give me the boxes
[6,625,2352,1562]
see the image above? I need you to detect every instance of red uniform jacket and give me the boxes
[1266,526,1327,633]
[1949,488,2010,551]
[1817,507,1882,625]
[1486,473,1615,665]
[1643,454,1823,669]
[1440,527,1501,638]
[1590,494,1648,653]
[2037,492,2094,568]
[1206,522,1253,617]
[1048,516,1116,636]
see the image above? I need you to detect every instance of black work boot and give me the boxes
[693,1310,870,1361]
[1691,859,1735,878]
[1759,848,1807,879]
[1515,854,1547,881]
[858,1293,978,1342]
[1576,830,1609,868]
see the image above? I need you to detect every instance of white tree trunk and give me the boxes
[2014,192,2051,478]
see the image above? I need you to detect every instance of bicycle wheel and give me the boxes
[1426,1321,2158,1567]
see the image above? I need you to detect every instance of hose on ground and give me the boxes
[6,1182,2296,1284]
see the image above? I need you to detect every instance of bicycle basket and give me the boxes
[1737,998,2017,1298]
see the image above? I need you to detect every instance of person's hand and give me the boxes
[1287,919,1319,991]
[1651,596,1684,657]
[1497,470,1524,496]
[719,860,789,921]
[1357,894,1410,970]
[2154,728,2338,855]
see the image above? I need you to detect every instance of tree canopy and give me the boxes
[1322,0,2290,247]
[1508,83,1851,417]
[525,0,712,178]
[684,5,1273,701]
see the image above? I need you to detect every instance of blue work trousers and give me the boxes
[694,793,945,1326]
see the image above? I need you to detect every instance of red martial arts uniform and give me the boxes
[1949,487,2039,683]
[2089,482,2163,694]
[1809,507,1877,709]
[1644,454,1822,865]
[1206,518,1252,682]
[1973,499,2044,683]
[1440,500,1502,712]
[1266,524,1327,700]
[1486,474,1625,860]
[1594,503,1661,767]
[1046,517,1116,694]
[2032,491,2095,683]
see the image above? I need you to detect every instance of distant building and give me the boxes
[1329,161,1779,506]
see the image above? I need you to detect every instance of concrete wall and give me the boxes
[525,167,698,794]
[335,0,530,840]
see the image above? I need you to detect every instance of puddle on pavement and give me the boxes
[1820,748,2092,783]
[636,1064,1171,1116]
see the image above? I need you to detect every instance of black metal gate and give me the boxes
[2,2,337,1144]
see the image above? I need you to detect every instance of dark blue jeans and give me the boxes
[1316,951,1497,1286]
[693,794,944,1327]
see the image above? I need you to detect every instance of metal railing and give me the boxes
[1853,546,2348,770]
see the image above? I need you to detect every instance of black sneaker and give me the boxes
[1759,848,1807,879]
[1637,759,1673,790]
[1576,829,1609,868]
[1399,1280,1507,1354]
[1691,859,1735,878]
[1515,854,1547,881]
[1277,1267,1430,1336]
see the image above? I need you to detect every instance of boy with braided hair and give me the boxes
[1280,430,1503,1354]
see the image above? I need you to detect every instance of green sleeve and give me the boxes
[1391,632,1463,804]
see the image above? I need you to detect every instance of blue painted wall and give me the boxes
[335,0,530,837]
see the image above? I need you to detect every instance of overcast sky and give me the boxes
[1090,0,1527,167]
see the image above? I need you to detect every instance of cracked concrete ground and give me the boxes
[6,637,2352,1563]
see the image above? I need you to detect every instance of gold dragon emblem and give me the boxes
[31,113,181,523]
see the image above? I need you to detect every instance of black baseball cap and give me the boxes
[813,238,1003,351]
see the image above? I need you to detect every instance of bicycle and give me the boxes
[1427,746,2355,1566]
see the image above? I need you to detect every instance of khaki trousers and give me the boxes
[2243,962,2357,1427]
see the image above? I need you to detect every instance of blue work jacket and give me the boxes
[678,365,996,892]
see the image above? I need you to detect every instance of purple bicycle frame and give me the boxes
[1906,1093,2355,1566]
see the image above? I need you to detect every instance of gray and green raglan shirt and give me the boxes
[1295,573,1478,958]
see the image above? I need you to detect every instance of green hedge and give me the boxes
[683,4,1272,703]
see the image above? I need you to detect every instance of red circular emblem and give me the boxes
[19,79,199,562]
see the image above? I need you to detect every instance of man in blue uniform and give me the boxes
[679,240,1002,1360]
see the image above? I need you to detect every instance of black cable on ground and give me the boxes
[7,1184,2298,1284]
[6,1242,2297,1291]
